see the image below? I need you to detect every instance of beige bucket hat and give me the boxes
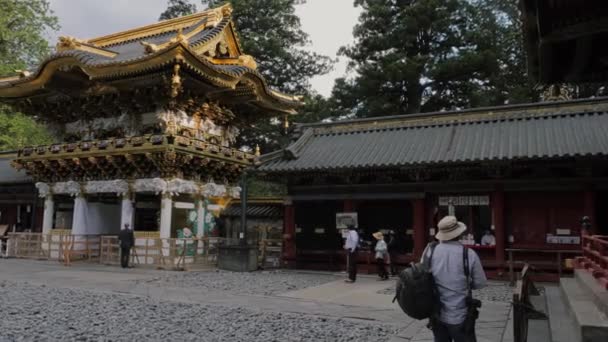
[372,231,384,240]
[435,216,467,241]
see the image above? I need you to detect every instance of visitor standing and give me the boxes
[344,225,359,283]
[373,231,389,280]
[118,223,135,268]
[387,230,399,276]
[480,230,496,246]
[422,216,487,342]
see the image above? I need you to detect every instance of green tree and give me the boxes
[0,0,59,75]
[0,0,59,150]
[0,110,53,150]
[333,0,537,118]
[159,0,197,20]
[159,1,334,150]
[201,0,333,94]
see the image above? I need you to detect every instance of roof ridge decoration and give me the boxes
[87,4,233,48]
[56,36,118,58]
[304,98,608,136]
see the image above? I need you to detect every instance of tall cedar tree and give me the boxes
[159,0,333,152]
[159,0,197,20]
[0,0,57,150]
[332,0,537,118]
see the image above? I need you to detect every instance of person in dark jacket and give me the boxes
[387,230,399,276]
[118,223,135,268]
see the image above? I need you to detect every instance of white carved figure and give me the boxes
[201,183,227,197]
[35,182,51,198]
[167,178,199,196]
[223,126,239,146]
[156,109,196,134]
[134,178,168,194]
[53,181,82,197]
[84,180,129,196]
[228,186,242,199]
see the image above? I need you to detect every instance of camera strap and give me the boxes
[463,244,472,298]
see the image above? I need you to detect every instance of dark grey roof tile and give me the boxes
[259,110,608,172]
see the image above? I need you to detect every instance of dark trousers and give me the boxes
[347,250,357,281]
[432,320,475,342]
[389,251,398,275]
[120,247,131,268]
[376,258,388,279]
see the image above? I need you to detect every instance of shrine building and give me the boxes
[257,97,608,276]
[0,4,299,240]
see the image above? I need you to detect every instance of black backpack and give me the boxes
[393,242,438,320]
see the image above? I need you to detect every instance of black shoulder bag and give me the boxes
[463,245,481,339]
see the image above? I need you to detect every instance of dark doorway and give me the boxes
[596,192,608,235]
[357,200,413,253]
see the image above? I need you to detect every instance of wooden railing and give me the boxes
[98,236,224,270]
[574,235,608,290]
[512,264,547,342]
[6,232,101,264]
[5,233,282,270]
[506,248,582,285]
[259,239,282,269]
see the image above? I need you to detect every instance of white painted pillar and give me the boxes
[196,198,205,239]
[42,195,54,234]
[159,194,173,239]
[120,194,134,230]
[72,195,88,236]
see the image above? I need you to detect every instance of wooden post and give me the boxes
[413,198,426,260]
[492,189,506,268]
[343,199,355,212]
[283,204,296,265]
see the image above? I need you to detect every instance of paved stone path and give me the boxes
[0,259,513,341]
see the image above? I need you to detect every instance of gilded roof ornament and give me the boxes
[14,70,31,78]
[140,41,160,54]
[170,28,189,46]
[170,64,182,98]
[255,144,261,157]
[238,55,258,70]
[221,4,234,17]
[56,36,85,52]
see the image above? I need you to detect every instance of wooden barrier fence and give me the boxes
[5,233,282,270]
[512,264,547,342]
[6,232,102,264]
[574,234,608,290]
[98,236,225,270]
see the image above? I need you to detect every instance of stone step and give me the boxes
[575,269,608,317]
[560,277,608,342]
[545,286,579,342]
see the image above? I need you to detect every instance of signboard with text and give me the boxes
[438,196,490,206]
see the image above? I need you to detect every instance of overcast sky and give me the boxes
[46,0,361,97]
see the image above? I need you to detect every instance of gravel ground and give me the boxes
[137,270,342,296]
[377,280,513,303]
[0,280,396,342]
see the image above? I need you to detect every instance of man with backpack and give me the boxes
[423,216,487,342]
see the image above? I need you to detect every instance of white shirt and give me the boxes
[344,230,359,252]
[375,240,387,259]
[481,234,496,246]
[422,241,487,325]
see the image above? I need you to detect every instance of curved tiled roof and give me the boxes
[0,5,299,113]
[258,98,608,172]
